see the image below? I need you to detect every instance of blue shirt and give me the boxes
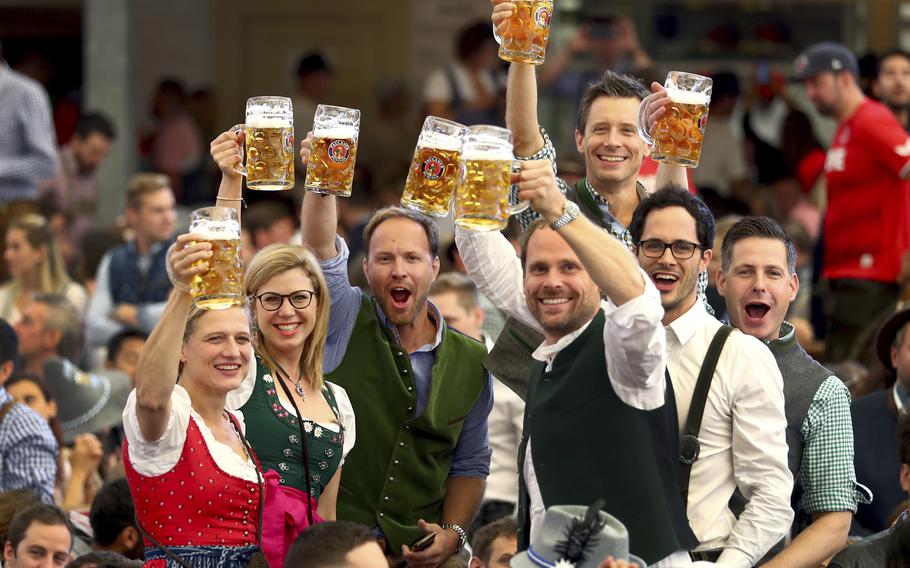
[0,387,57,503]
[321,236,493,478]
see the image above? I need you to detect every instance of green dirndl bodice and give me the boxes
[239,357,345,500]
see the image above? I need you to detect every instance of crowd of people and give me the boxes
[0,1,910,566]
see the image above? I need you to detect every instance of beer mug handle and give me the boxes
[507,161,530,216]
[637,100,655,146]
[229,124,248,177]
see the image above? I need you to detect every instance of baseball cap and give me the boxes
[793,42,859,81]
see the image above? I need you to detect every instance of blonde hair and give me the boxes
[126,173,170,210]
[244,244,330,391]
[6,214,72,297]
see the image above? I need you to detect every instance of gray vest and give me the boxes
[766,322,832,480]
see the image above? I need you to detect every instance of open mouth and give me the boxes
[273,322,302,337]
[214,363,241,375]
[651,272,679,292]
[390,287,412,309]
[744,302,771,321]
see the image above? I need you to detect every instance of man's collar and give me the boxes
[666,298,708,346]
[375,299,444,352]
[765,321,795,348]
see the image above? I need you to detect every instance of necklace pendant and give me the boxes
[295,382,306,399]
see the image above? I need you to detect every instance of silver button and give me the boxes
[388,476,395,481]
[397,351,403,356]
[407,406,414,412]
[402,369,409,374]
[405,425,411,431]
[282,448,293,457]
[399,442,405,447]
[379,512,385,517]
[407,386,413,392]
[394,459,399,465]
[384,496,390,501]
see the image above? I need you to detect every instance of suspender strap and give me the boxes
[678,325,733,505]
[574,178,610,229]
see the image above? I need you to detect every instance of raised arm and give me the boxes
[641,82,690,191]
[493,1,546,157]
[519,160,644,304]
[209,130,245,219]
[298,133,340,261]
[134,234,211,442]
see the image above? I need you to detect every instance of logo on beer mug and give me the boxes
[698,113,709,134]
[284,131,295,154]
[421,156,445,180]
[534,6,551,28]
[328,140,352,164]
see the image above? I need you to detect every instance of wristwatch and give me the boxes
[549,200,581,230]
[441,523,467,550]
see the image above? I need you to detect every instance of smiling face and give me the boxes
[635,206,710,324]
[180,307,252,395]
[717,237,798,341]
[575,96,647,190]
[253,268,318,358]
[523,227,601,343]
[363,217,440,327]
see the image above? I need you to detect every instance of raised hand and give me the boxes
[210,130,245,179]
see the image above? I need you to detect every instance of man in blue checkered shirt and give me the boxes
[0,318,57,503]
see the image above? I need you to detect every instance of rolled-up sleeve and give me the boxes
[449,373,494,478]
[320,236,365,373]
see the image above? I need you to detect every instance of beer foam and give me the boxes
[189,221,240,240]
[461,147,513,161]
[314,125,359,140]
[247,116,292,128]
[666,88,710,105]
[419,132,462,152]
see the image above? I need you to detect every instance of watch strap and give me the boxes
[441,522,467,549]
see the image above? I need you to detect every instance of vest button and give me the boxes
[407,386,413,392]
[399,442,405,447]
[405,425,411,431]
[407,406,414,412]
[380,512,385,517]
[389,476,395,482]
[384,496,390,501]
[402,369,409,374]
[394,459,399,465]
[397,352,403,357]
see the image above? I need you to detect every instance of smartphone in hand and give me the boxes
[410,532,436,552]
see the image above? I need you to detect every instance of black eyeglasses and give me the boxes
[253,290,317,311]
[637,239,705,259]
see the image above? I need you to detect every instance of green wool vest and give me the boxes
[327,296,488,549]
[519,310,682,565]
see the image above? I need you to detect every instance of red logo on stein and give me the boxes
[328,140,351,163]
[421,156,445,180]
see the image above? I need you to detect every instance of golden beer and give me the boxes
[304,132,359,197]
[191,236,244,310]
[245,119,295,191]
[498,0,553,65]
[455,157,513,231]
[651,90,709,168]
[402,146,461,217]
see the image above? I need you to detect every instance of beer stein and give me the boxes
[401,116,467,217]
[495,0,554,65]
[638,71,712,168]
[304,104,360,197]
[231,96,295,190]
[188,207,243,310]
[454,125,528,231]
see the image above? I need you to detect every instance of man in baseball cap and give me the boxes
[794,41,910,363]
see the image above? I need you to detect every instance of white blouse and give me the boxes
[123,385,259,482]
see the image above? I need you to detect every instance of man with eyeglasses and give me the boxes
[628,186,793,566]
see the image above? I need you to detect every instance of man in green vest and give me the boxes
[301,191,492,568]
[456,159,694,565]
[716,216,870,567]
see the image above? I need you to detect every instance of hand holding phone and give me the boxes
[410,531,436,552]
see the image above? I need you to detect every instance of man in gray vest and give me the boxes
[457,159,694,566]
[301,192,492,567]
[716,216,872,567]
[627,188,793,565]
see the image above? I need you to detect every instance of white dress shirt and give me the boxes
[666,300,793,567]
[483,334,525,506]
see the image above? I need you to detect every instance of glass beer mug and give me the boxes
[189,207,243,310]
[638,71,712,168]
[304,104,360,197]
[401,116,467,217]
[454,125,528,231]
[232,96,295,190]
[496,0,554,65]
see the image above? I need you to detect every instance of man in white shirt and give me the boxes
[429,272,524,529]
[456,159,695,566]
[627,186,794,566]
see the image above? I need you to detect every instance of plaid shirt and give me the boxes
[0,62,58,202]
[513,127,711,306]
[0,387,57,503]
[781,323,872,514]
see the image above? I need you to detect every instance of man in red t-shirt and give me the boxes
[795,42,910,361]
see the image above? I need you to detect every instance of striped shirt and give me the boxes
[0,62,58,202]
[0,387,58,503]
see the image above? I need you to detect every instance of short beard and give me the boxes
[378,288,429,328]
[528,295,600,339]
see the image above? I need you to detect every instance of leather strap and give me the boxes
[678,325,733,505]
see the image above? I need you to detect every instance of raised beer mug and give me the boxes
[495,0,554,65]
[231,96,295,190]
[454,125,528,231]
[401,116,467,217]
[304,104,360,197]
[189,207,243,310]
[638,71,712,168]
